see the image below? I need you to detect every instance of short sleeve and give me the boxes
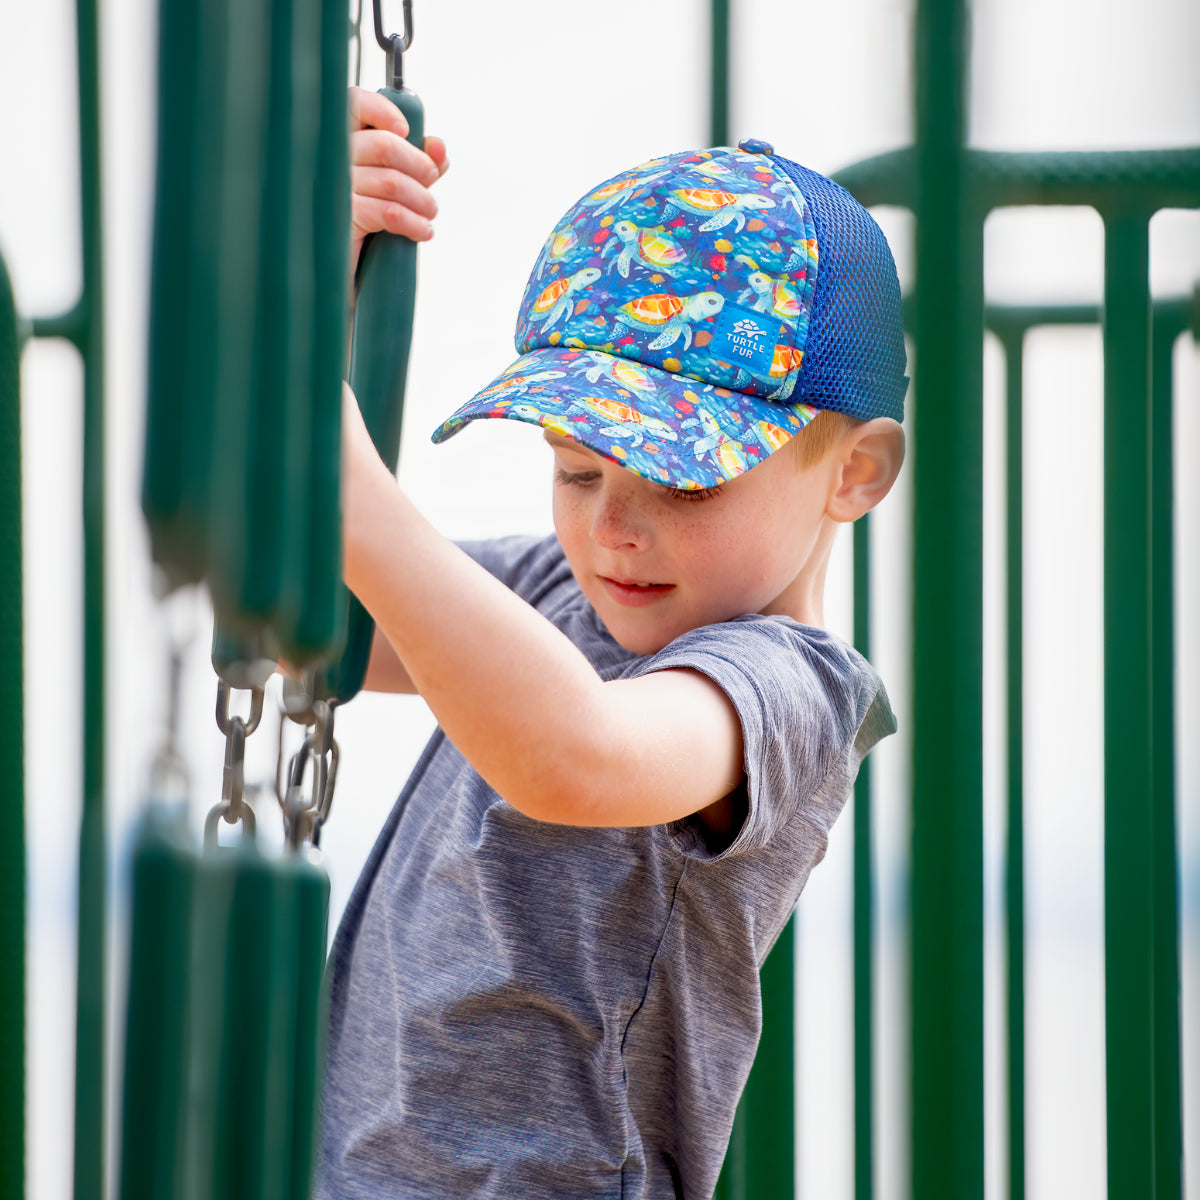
[456,534,551,590]
[626,615,895,861]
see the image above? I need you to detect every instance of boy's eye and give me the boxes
[664,484,722,502]
[555,467,600,488]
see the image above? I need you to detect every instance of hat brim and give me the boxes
[432,346,819,490]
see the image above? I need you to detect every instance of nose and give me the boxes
[589,477,651,551]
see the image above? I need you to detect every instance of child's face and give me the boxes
[546,431,835,654]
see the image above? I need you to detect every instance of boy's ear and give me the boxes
[826,418,905,523]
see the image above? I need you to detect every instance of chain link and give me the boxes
[205,679,265,845]
[276,686,340,851]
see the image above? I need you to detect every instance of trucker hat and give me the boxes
[432,139,908,490]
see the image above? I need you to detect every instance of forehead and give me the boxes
[543,431,608,462]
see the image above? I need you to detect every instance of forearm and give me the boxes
[343,449,620,817]
[362,626,417,693]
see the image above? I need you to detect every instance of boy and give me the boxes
[321,91,906,1199]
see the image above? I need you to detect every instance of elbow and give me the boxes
[497,723,637,827]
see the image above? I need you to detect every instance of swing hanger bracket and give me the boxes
[373,0,413,91]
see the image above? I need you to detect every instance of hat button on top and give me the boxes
[737,137,774,155]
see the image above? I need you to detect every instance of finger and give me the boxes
[348,85,409,138]
[350,128,440,187]
[423,135,450,178]
[351,194,435,243]
[351,164,438,220]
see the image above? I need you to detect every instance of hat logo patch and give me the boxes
[713,303,778,375]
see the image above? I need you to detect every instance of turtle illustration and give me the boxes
[687,410,750,476]
[573,352,658,394]
[738,268,800,320]
[663,188,775,232]
[529,267,602,330]
[578,170,667,217]
[748,419,794,454]
[692,158,739,182]
[613,291,725,351]
[783,236,819,273]
[771,178,807,221]
[570,395,679,448]
[534,226,581,279]
[691,410,744,470]
[733,342,805,398]
[605,221,689,279]
[507,404,574,435]
[475,368,566,401]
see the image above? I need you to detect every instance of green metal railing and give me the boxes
[7,0,111,1195]
[713,0,1198,1197]
[2,0,1195,1197]
[0,247,24,1200]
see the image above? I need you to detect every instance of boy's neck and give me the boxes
[760,518,837,629]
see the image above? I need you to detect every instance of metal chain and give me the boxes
[204,679,264,846]
[276,686,340,851]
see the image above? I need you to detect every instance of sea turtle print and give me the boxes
[606,221,689,279]
[530,267,602,330]
[663,187,776,233]
[577,169,668,217]
[435,144,829,488]
[534,226,581,279]
[733,343,807,399]
[475,367,566,401]
[613,291,725,351]
[573,351,659,394]
[507,148,816,400]
[739,269,800,319]
[569,395,680,448]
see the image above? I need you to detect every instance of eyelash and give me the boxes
[554,468,721,503]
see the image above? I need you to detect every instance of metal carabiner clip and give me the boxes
[373,0,413,90]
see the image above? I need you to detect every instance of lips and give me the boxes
[599,575,675,607]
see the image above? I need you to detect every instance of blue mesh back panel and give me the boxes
[775,157,908,422]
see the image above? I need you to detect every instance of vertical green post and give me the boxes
[74,0,107,1192]
[0,252,24,1200]
[709,0,730,147]
[1149,310,1183,1200]
[714,924,796,1200]
[911,0,985,1197]
[1002,328,1026,1200]
[852,516,873,1200]
[1101,209,1155,1199]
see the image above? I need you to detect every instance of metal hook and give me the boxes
[372,0,413,89]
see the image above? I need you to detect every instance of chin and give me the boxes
[600,617,674,657]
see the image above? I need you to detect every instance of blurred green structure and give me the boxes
[1,0,1197,1197]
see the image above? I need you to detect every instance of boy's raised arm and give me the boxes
[340,387,745,828]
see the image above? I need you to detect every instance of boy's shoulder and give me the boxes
[457,532,568,599]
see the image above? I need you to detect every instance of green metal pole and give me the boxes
[1101,209,1154,1200]
[709,0,730,147]
[910,0,985,1197]
[1149,312,1184,1200]
[714,922,796,1199]
[74,0,107,1191]
[851,515,873,1200]
[0,252,24,1200]
[1001,327,1026,1200]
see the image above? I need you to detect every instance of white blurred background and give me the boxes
[1,0,1197,1196]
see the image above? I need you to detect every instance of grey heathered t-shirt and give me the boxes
[317,534,895,1200]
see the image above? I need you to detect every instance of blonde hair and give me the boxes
[788,408,860,470]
